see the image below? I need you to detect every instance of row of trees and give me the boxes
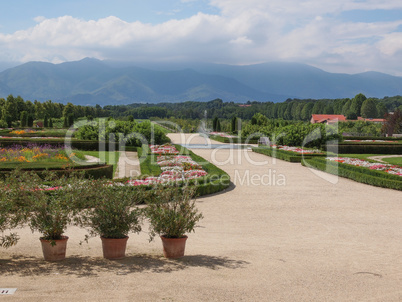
[105,95,402,122]
[0,95,109,127]
[1,93,401,129]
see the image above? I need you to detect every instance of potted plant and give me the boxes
[1,170,82,261]
[145,185,203,259]
[75,180,144,260]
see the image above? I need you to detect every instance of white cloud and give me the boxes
[0,0,401,75]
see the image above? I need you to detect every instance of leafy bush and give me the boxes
[145,185,203,239]
[75,181,144,239]
[242,121,341,148]
[74,119,170,146]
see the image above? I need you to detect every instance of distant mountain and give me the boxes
[0,58,402,106]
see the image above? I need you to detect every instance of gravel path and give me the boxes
[114,151,141,179]
[0,134,401,301]
[367,154,402,163]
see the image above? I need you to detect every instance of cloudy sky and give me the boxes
[1,0,402,75]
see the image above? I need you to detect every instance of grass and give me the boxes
[382,157,402,166]
[151,121,172,134]
[80,151,121,174]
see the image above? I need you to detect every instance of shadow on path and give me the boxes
[0,253,249,278]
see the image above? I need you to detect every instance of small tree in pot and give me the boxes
[145,185,203,258]
[75,180,144,260]
[0,170,84,261]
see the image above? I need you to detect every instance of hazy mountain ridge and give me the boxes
[0,58,401,105]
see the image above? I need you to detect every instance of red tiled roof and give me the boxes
[311,114,346,122]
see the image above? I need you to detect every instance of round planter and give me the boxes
[40,236,69,261]
[160,235,188,259]
[101,236,129,260]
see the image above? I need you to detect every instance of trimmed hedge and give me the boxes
[0,164,114,180]
[209,135,259,144]
[325,143,402,154]
[342,136,402,141]
[302,157,402,191]
[252,147,326,163]
[0,138,121,151]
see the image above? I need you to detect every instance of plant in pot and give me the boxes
[0,170,83,261]
[0,178,24,249]
[75,180,144,260]
[145,185,203,259]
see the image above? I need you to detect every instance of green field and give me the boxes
[80,151,120,174]
[382,157,402,166]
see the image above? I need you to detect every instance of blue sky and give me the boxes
[1,0,402,75]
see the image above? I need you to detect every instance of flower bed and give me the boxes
[344,140,398,143]
[272,145,324,154]
[0,144,72,163]
[327,157,402,176]
[209,132,237,138]
[126,147,208,186]
[150,144,179,155]
[10,129,36,135]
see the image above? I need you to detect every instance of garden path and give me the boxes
[114,151,141,178]
[367,154,402,163]
[0,133,401,301]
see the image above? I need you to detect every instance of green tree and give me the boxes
[360,99,378,118]
[212,117,219,132]
[342,99,352,116]
[301,103,314,120]
[231,116,237,133]
[323,103,334,114]
[376,102,387,118]
[44,115,49,128]
[27,115,34,127]
[350,93,366,117]
[20,111,28,127]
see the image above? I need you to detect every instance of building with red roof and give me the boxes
[310,114,347,124]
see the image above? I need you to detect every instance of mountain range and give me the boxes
[0,58,401,106]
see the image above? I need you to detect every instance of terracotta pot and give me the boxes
[160,235,188,259]
[40,236,69,261]
[101,236,129,260]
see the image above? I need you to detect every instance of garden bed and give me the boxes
[252,146,326,163]
[209,133,258,144]
[302,157,402,190]
[0,144,114,179]
[115,144,230,196]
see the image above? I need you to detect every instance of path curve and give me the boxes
[367,154,402,163]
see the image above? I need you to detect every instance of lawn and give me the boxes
[382,157,402,166]
[80,151,120,174]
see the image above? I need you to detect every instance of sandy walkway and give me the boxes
[114,151,141,179]
[367,154,402,163]
[1,134,401,301]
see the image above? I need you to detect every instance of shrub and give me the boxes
[75,181,145,239]
[145,185,203,239]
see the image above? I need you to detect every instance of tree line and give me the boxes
[1,93,402,128]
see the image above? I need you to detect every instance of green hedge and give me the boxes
[0,164,114,180]
[302,157,402,190]
[0,138,121,151]
[325,143,402,154]
[252,147,326,163]
[209,135,259,144]
[342,136,402,141]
